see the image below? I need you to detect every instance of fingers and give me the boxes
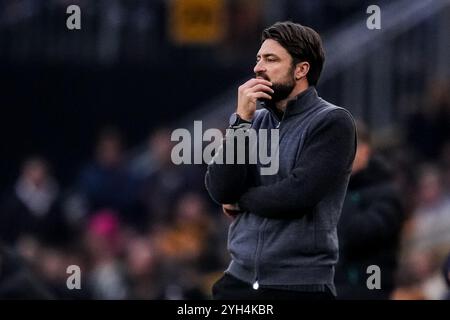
[248,92,272,100]
[239,78,272,91]
[223,204,240,210]
[222,204,242,219]
[241,83,274,102]
[237,78,273,119]
[247,84,274,94]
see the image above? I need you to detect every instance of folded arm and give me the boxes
[238,111,356,219]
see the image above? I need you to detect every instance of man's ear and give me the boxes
[295,62,310,80]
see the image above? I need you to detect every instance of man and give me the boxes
[205,21,356,300]
[0,156,68,246]
[0,243,54,299]
[335,121,405,299]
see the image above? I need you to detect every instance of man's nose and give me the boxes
[254,60,266,74]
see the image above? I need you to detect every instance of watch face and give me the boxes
[229,113,238,126]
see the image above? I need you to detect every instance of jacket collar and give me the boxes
[262,86,319,121]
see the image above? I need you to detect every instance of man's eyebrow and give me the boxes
[256,53,279,59]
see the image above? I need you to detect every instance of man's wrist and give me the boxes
[236,112,254,122]
[229,112,253,128]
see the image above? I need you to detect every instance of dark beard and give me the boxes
[270,80,295,102]
[258,79,295,108]
[256,71,295,104]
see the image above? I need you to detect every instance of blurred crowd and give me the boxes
[0,126,230,299]
[334,79,450,300]
[390,80,450,300]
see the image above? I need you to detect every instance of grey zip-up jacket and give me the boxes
[205,86,357,293]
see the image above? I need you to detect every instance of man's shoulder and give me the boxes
[316,98,353,118]
[311,98,355,130]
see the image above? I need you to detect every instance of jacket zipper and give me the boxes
[251,106,286,289]
[252,219,268,290]
[266,105,286,129]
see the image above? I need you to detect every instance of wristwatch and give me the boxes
[229,113,252,128]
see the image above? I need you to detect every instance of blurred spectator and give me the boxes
[439,141,450,192]
[442,253,450,300]
[387,146,418,216]
[391,249,432,300]
[32,245,90,299]
[137,127,206,229]
[336,121,405,299]
[124,235,164,299]
[153,192,226,299]
[393,247,448,300]
[217,0,264,64]
[407,165,450,251]
[0,156,68,246]
[406,80,450,160]
[84,209,128,299]
[0,243,54,299]
[76,127,139,227]
[392,163,450,300]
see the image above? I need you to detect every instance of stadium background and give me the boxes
[0,0,449,299]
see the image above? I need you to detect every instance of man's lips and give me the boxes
[256,75,270,81]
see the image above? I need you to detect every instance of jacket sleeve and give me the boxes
[205,128,254,204]
[238,110,356,219]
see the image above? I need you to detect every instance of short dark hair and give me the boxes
[261,21,325,86]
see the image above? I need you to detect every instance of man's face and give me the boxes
[254,39,296,102]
